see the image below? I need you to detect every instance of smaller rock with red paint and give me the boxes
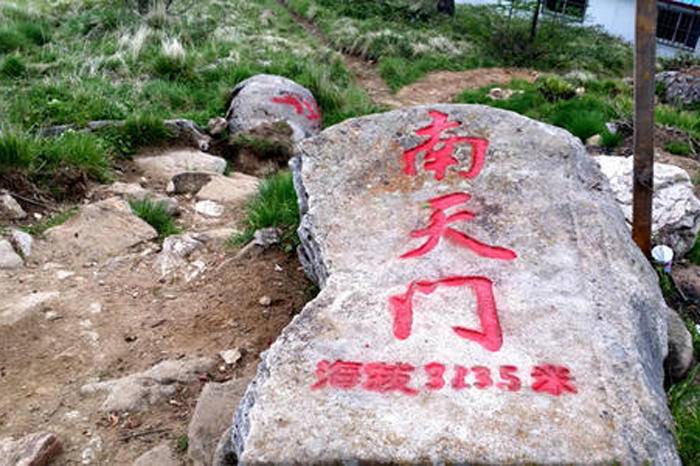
[225,74,322,142]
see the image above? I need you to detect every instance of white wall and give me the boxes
[456,0,700,57]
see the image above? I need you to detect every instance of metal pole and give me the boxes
[633,0,657,257]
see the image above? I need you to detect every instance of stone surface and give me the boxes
[196,173,260,205]
[0,239,23,270]
[9,229,33,258]
[0,291,60,326]
[665,307,694,380]
[208,117,229,137]
[135,148,227,181]
[195,200,224,218]
[220,349,242,366]
[596,155,700,256]
[44,197,158,261]
[168,172,212,195]
[228,105,679,464]
[133,443,177,466]
[156,233,208,277]
[225,74,322,142]
[106,182,179,215]
[253,228,281,248]
[0,431,62,466]
[656,68,700,106]
[80,357,215,412]
[0,191,27,220]
[188,378,250,466]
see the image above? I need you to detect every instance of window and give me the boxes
[543,0,587,20]
[657,3,700,50]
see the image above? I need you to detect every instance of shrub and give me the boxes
[0,54,26,79]
[664,140,692,156]
[549,96,613,142]
[601,129,623,149]
[536,75,576,102]
[129,199,180,239]
[233,171,300,247]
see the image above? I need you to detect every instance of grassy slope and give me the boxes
[0,0,379,185]
[286,0,633,91]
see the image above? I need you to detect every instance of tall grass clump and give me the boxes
[668,365,700,465]
[233,170,300,246]
[129,199,180,239]
[0,131,33,172]
[0,54,26,79]
[37,132,111,182]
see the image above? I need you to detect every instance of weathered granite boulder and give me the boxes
[225,74,322,142]
[595,155,700,256]
[656,68,700,106]
[227,105,679,464]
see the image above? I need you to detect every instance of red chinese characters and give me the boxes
[402,110,488,181]
[400,193,517,261]
[311,361,575,396]
[271,93,321,121]
[389,276,503,352]
[531,365,578,396]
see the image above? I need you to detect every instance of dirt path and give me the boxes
[0,148,313,464]
[280,1,537,108]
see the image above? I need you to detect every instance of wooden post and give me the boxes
[633,0,657,257]
[530,0,543,42]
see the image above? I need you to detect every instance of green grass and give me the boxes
[0,54,26,79]
[288,1,633,90]
[668,365,700,465]
[665,140,692,157]
[455,78,620,143]
[232,170,299,247]
[0,131,111,182]
[230,131,293,161]
[98,114,173,155]
[688,235,700,266]
[21,208,78,236]
[129,199,180,239]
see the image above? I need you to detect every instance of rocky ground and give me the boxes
[0,145,313,465]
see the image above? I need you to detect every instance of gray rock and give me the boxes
[188,378,250,466]
[0,191,26,220]
[656,69,700,106]
[168,172,212,195]
[666,307,695,380]
[133,443,177,466]
[595,156,700,257]
[135,148,227,181]
[0,431,62,466]
[44,197,158,261]
[156,233,208,277]
[80,357,215,412]
[0,239,23,270]
[164,119,212,151]
[195,200,224,218]
[0,291,60,326]
[253,228,281,248]
[9,229,33,258]
[196,173,260,205]
[229,105,679,464]
[207,117,229,137]
[226,74,322,142]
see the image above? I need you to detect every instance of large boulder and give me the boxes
[656,68,700,106]
[595,155,700,256]
[225,74,322,142]
[226,106,679,464]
